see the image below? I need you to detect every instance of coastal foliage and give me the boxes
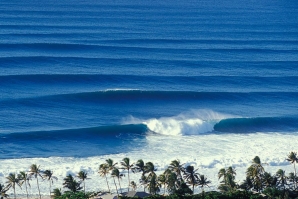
[1,152,298,198]
[0,183,9,199]
[77,170,89,194]
[63,174,82,193]
[18,171,31,199]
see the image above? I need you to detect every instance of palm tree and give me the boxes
[106,159,118,194]
[287,172,298,191]
[146,173,160,195]
[139,175,149,192]
[52,188,62,198]
[77,171,89,194]
[143,162,159,193]
[28,164,42,199]
[286,151,298,189]
[0,183,9,199]
[183,165,199,193]
[218,167,237,193]
[246,165,262,192]
[158,174,167,195]
[218,168,227,182]
[239,176,254,191]
[275,169,288,191]
[134,159,146,176]
[246,156,266,192]
[106,158,118,170]
[98,163,111,193]
[120,157,134,192]
[163,170,177,194]
[226,167,236,179]
[5,173,21,199]
[42,170,58,197]
[111,168,124,194]
[262,172,277,189]
[197,174,211,192]
[168,160,185,180]
[144,162,157,177]
[63,174,82,193]
[18,171,31,199]
[251,156,266,172]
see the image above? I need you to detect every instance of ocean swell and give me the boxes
[214,117,298,133]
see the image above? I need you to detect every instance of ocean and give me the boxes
[0,0,298,195]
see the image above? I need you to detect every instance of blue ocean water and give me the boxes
[0,0,298,159]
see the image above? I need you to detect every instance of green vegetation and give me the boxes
[54,191,93,199]
[1,152,298,198]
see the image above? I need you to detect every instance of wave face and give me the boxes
[0,124,148,159]
[214,117,298,133]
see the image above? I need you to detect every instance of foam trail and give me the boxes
[1,133,297,196]
[125,109,234,135]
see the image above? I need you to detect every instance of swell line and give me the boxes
[1,91,298,106]
[214,117,298,133]
[0,43,297,53]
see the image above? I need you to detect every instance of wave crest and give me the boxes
[125,110,233,136]
[145,118,213,135]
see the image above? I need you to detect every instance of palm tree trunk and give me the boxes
[13,187,16,199]
[193,184,194,194]
[164,184,166,195]
[84,181,86,195]
[36,176,41,199]
[294,162,297,189]
[127,170,130,192]
[113,177,118,195]
[105,175,111,193]
[117,178,122,193]
[49,181,51,197]
[25,180,29,199]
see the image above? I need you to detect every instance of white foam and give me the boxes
[1,132,297,196]
[104,88,140,92]
[145,117,214,135]
[125,109,234,135]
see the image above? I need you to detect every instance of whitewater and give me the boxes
[1,0,298,196]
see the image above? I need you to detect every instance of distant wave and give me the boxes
[1,43,297,54]
[2,90,298,107]
[0,124,148,140]
[1,56,298,78]
[1,74,298,85]
[214,117,298,133]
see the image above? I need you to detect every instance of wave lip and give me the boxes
[126,110,232,136]
[145,118,214,136]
